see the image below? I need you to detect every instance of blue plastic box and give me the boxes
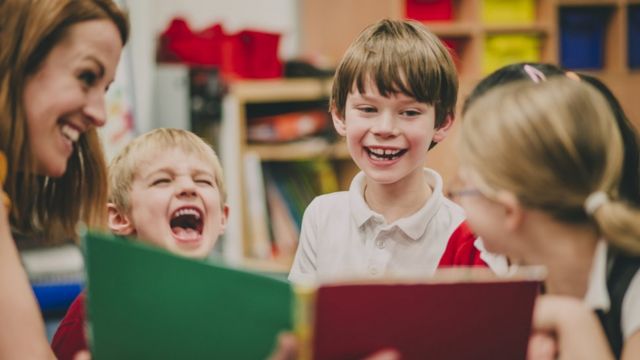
[629,5,640,68]
[559,7,611,69]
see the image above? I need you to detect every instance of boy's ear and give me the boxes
[432,114,455,143]
[218,204,230,235]
[107,202,135,236]
[331,108,347,136]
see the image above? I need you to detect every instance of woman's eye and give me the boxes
[79,71,98,87]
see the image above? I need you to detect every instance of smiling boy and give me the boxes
[288,19,484,284]
[51,128,228,359]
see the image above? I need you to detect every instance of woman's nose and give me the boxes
[83,89,107,127]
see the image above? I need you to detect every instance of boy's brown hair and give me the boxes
[330,19,458,130]
[108,128,227,213]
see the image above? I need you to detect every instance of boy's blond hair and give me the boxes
[330,19,458,129]
[109,128,226,212]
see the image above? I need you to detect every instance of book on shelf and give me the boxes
[84,231,544,360]
[260,159,339,261]
[247,110,328,143]
[243,151,272,259]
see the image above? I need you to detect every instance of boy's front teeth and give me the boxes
[60,124,80,142]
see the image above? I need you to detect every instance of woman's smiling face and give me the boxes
[22,19,123,177]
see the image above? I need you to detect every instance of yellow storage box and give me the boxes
[483,34,541,74]
[482,0,536,24]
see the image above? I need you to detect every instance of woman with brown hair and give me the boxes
[0,0,128,357]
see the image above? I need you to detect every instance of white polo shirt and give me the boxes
[288,168,468,284]
[584,240,640,340]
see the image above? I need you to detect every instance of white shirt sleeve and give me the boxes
[288,198,319,285]
[621,269,640,339]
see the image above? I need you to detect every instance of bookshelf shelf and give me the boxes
[483,24,550,34]
[229,78,332,103]
[247,139,349,161]
[424,22,477,37]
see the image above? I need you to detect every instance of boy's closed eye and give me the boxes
[195,178,214,187]
[151,177,171,186]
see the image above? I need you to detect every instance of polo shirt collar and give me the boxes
[348,168,444,241]
[584,240,610,312]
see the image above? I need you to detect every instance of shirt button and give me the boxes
[368,266,378,276]
[376,239,385,249]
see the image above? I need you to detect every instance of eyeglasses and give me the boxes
[447,173,483,200]
[448,188,483,199]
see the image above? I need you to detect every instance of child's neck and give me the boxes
[363,172,432,223]
[520,215,599,298]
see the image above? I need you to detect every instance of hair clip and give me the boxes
[523,64,547,84]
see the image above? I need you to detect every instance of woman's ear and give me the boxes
[495,191,525,232]
[331,108,347,136]
[107,203,135,236]
[433,114,455,143]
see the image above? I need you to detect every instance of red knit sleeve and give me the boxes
[51,292,89,360]
[438,221,487,268]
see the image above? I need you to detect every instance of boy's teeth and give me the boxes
[60,124,80,142]
[367,147,405,160]
[173,208,201,219]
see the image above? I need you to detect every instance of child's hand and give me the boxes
[527,332,557,360]
[267,332,400,360]
[529,295,614,360]
[73,350,91,360]
[267,333,298,360]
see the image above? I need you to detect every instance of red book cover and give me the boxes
[298,268,543,360]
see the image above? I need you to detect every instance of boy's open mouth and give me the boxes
[365,147,407,161]
[170,207,204,241]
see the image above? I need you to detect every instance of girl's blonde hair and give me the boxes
[0,0,129,245]
[460,78,640,254]
[108,128,227,213]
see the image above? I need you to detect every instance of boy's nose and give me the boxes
[176,179,198,197]
[372,112,398,137]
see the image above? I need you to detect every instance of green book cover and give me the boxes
[83,231,293,359]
